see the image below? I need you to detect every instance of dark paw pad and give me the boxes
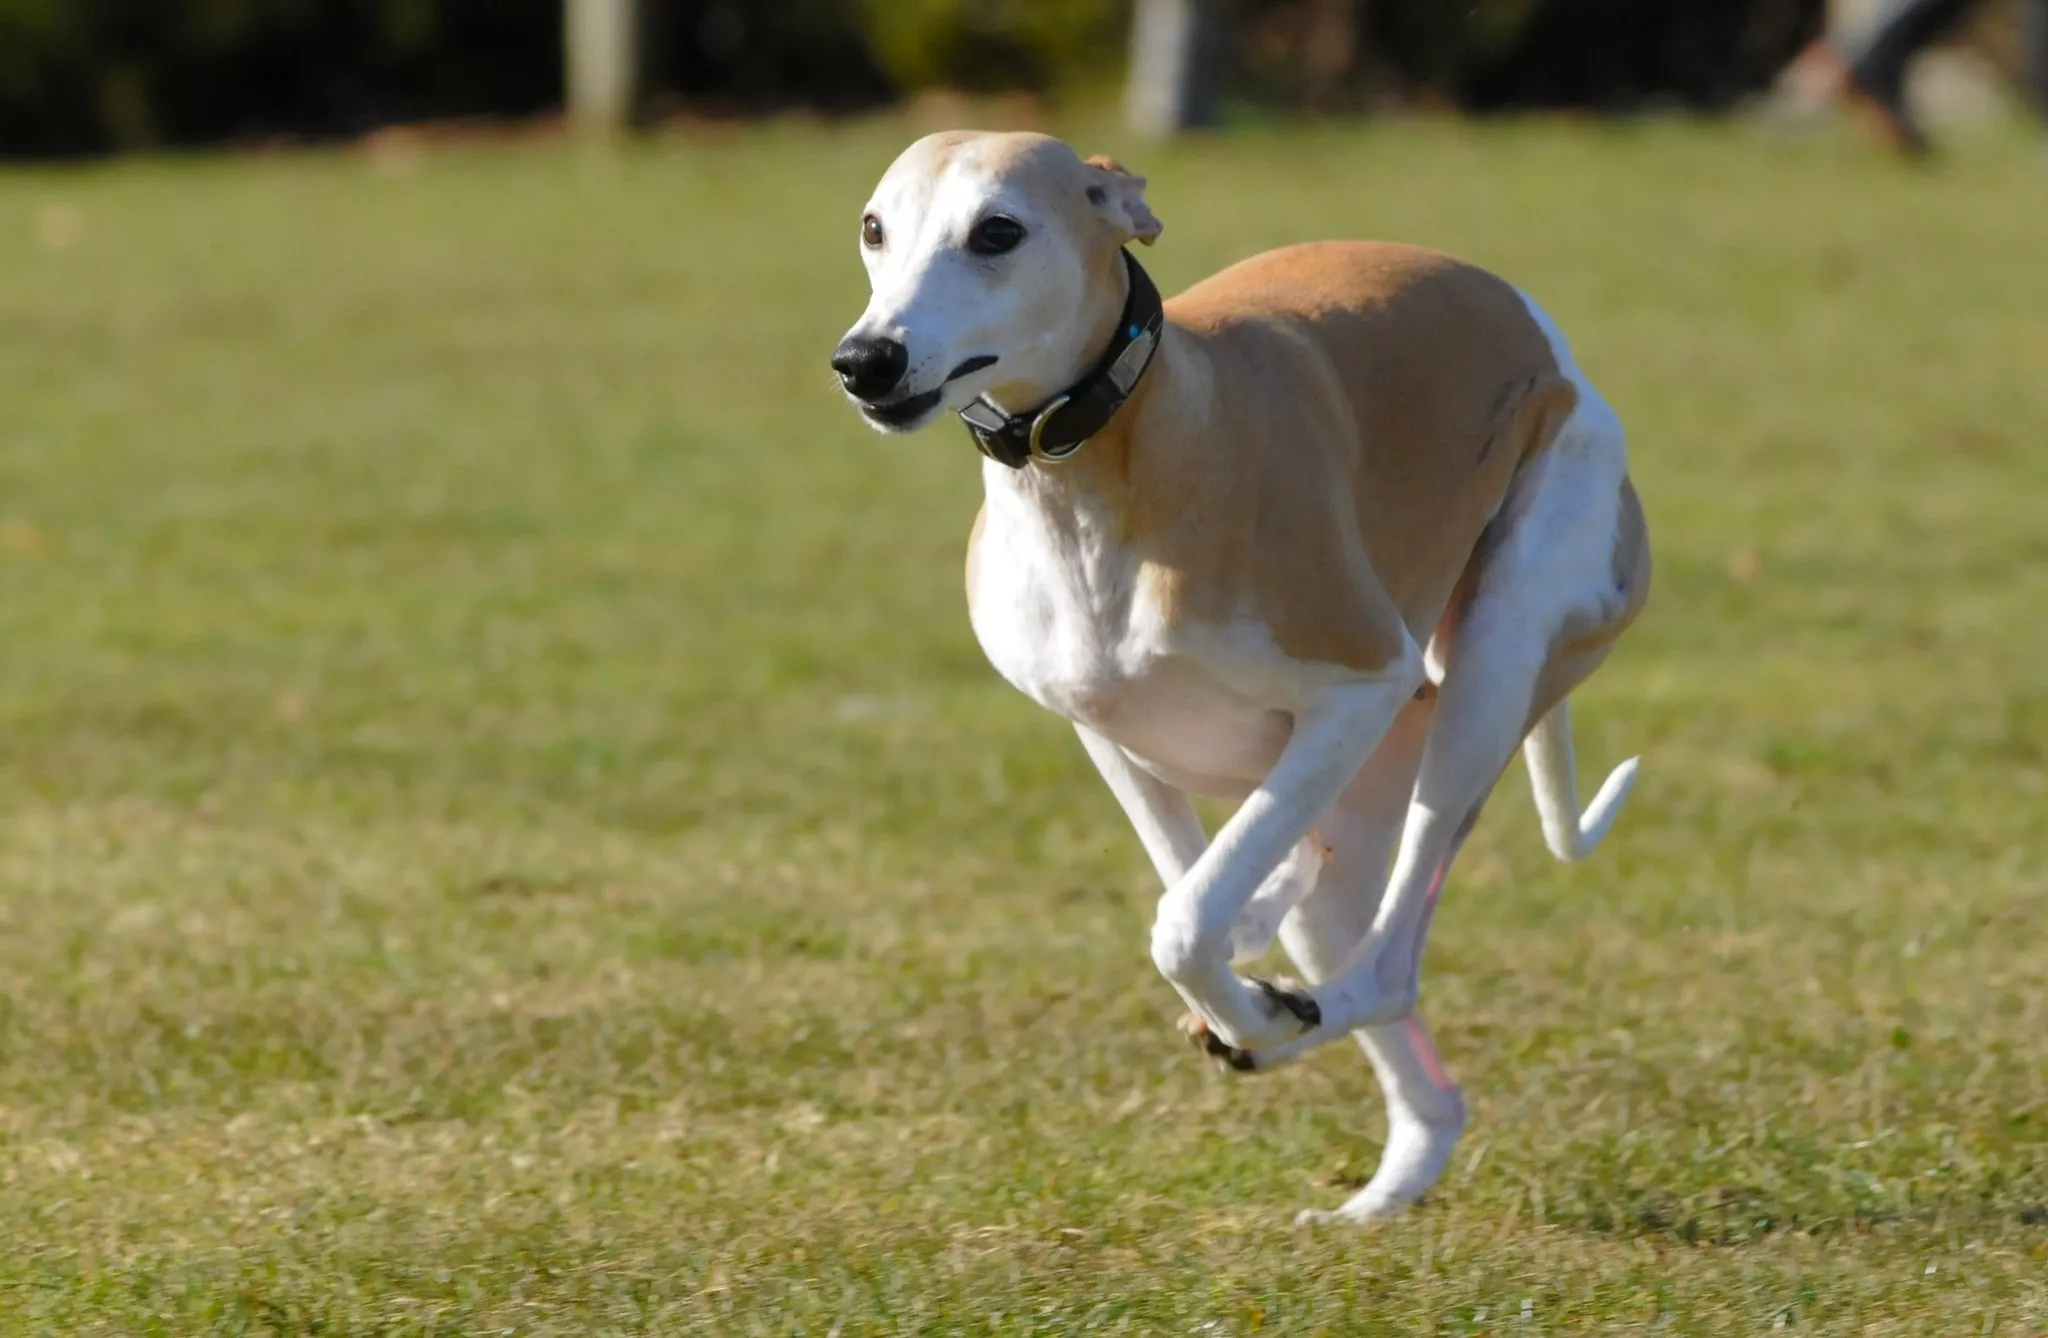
[1252,977,1322,1032]
[1177,1012,1260,1072]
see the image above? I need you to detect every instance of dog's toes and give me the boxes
[1176,1012,1260,1072]
[1217,1041,1258,1072]
[1295,1204,1401,1228]
[1297,1190,1426,1227]
[1251,976,1321,1033]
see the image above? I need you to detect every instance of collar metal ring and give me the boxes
[1027,394,1077,464]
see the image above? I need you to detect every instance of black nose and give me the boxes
[831,335,909,402]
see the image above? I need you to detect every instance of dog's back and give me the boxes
[1128,241,1582,664]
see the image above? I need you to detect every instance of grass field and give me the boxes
[0,112,2045,1334]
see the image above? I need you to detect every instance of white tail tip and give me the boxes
[1524,701,1640,863]
[1563,755,1639,861]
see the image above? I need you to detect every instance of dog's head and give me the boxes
[831,131,1162,434]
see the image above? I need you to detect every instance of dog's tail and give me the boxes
[1522,699,1638,862]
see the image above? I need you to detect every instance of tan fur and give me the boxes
[971,242,1580,676]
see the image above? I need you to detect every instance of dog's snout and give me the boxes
[831,335,909,402]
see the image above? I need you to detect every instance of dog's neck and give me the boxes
[976,252,1184,509]
[981,248,1133,422]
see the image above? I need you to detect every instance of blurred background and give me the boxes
[2,1,2046,1331]
[0,0,2041,155]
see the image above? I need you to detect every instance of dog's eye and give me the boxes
[968,215,1026,256]
[861,214,885,249]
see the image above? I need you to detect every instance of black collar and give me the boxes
[958,250,1165,469]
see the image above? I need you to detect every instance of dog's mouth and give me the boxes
[858,386,945,430]
[854,355,998,432]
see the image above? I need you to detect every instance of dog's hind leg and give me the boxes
[1269,441,1644,1220]
[1226,833,1326,965]
[1276,694,1475,1222]
[1276,574,1561,1051]
[1295,396,1642,1040]
[1290,694,1507,1221]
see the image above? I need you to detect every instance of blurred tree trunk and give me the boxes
[1127,0,1220,136]
[567,0,644,133]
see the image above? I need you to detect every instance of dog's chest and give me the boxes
[968,488,1145,715]
[966,482,1291,790]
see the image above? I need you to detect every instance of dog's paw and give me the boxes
[1295,1201,1413,1228]
[1296,1107,1466,1225]
[1177,978,1320,1073]
[1178,1011,1260,1071]
[1251,975,1321,1031]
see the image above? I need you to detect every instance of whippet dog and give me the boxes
[831,131,1649,1223]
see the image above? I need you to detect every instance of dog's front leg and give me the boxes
[1142,666,1420,1060]
[1078,724,1326,964]
[1074,725,1208,889]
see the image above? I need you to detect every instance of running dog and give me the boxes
[831,131,1649,1222]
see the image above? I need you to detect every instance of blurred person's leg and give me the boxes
[2026,0,2048,160]
[1842,0,1980,94]
[2028,0,2048,120]
[1835,0,1984,153]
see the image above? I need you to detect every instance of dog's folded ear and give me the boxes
[1084,155,1164,246]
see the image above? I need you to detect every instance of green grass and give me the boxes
[0,113,2045,1334]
